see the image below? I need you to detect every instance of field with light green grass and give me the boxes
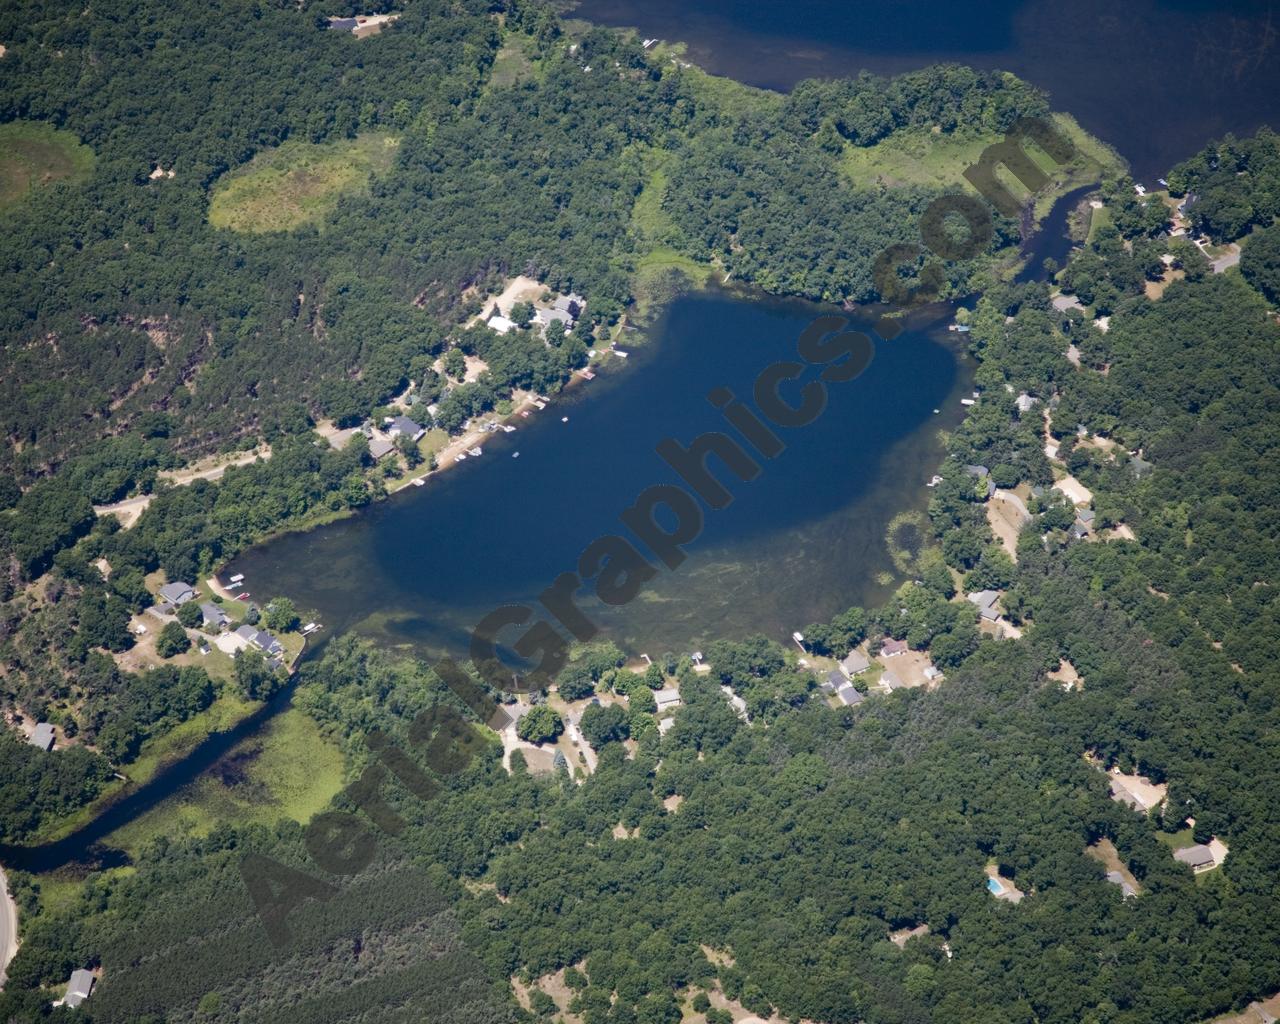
[208,132,399,233]
[0,121,94,210]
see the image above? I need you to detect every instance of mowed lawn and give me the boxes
[208,131,399,232]
[0,120,95,209]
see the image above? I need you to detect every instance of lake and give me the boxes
[573,0,1280,181]
[231,291,971,665]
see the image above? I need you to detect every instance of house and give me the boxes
[386,415,425,442]
[1108,770,1167,812]
[657,716,676,735]
[29,722,56,751]
[534,307,573,330]
[923,665,942,682]
[967,590,1002,621]
[881,638,908,657]
[56,969,95,1009]
[835,683,865,706]
[553,293,585,317]
[158,581,196,606]
[840,649,871,676]
[1015,393,1039,414]
[1173,844,1216,872]
[200,602,229,630]
[487,314,516,334]
[880,668,905,691]
[1104,870,1137,898]
[820,670,843,694]
[327,16,358,30]
[367,433,395,461]
[249,629,284,657]
[653,687,682,712]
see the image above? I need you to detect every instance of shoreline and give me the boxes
[0,863,17,988]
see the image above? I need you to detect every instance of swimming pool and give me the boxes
[986,876,1003,894]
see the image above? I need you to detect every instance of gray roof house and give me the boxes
[840,649,871,677]
[836,683,865,706]
[820,670,843,694]
[158,581,196,606]
[553,293,585,316]
[967,590,1002,621]
[535,307,573,329]
[200,602,229,630]
[250,630,284,657]
[653,687,682,712]
[880,668,905,691]
[29,722,56,751]
[234,623,258,644]
[327,16,359,30]
[367,434,396,461]
[58,969,95,1009]
[386,415,425,442]
[1173,844,1216,872]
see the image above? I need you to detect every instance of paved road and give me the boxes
[0,864,18,989]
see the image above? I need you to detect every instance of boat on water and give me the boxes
[501,424,516,433]
[512,451,520,459]
[468,446,482,457]
[411,477,425,487]
[455,454,467,462]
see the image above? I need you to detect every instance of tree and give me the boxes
[557,661,597,702]
[510,301,535,328]
[155,620,190,658]
[580,702,629,748]
[235,649,283,701]
[516,705,564,745]
[176,600,203,628]
[1241,221,1280,304]
[444,348,467,379]
[263,597,299,633]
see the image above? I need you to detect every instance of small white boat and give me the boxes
[468,446,482,457]
[501,424,516,433]
[614,349,629,358]
[512,451,520,459]
[412,477,425,487]
[961,398,976,407]
[229,573,245,583]
[561,416,569,423]
[455,454,467,462]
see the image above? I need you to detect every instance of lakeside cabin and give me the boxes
[386,414,425,442]
[840,649,871,676]
[157,580,196,607]
[199,602,230,630]
[653,688,682,712]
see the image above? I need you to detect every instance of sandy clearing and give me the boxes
[1053,474,1093,506]
[1106,523,1136,541]
[987,490,1031,560]
[511,967,586,1024]
[158,445,271,486]
[1086,838,1141,894]
[470,275,543,326]
[94,493,153,529]
[876,649,938,689]
[1047,659,1082,691]
[888,923,930,948]
[1109,769,1167,811]
[663,794,684,813]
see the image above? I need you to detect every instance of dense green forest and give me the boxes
[2,0,1279,1020]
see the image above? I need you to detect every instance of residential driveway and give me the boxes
[1,865,18,989]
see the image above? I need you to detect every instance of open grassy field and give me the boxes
[0,120,94,210]
[208,132,399,233]
[840,113,1123,218]
[841,127,1004,190]
[105,707,345,855]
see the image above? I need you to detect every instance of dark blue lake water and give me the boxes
[573,0,1280,180]
[232,292,971,662]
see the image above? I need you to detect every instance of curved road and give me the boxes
[0,864,17,989]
